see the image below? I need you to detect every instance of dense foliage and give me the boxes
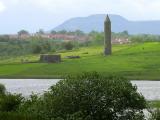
[4,72,160,119]
[0,83,6,95]
[46,72,146,120]
[15,72,147,120]
[62,42,74,50]
[129,34,160,43]
[149,109,160,120]
[0,36,76,59]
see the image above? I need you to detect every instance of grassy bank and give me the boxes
[0,42,160,80]
[149,101,160,108]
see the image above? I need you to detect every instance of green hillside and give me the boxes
[0,42,160,80]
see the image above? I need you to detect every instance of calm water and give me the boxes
[132,81,160,100]
[0,79,159,100]
[0,79,59,96]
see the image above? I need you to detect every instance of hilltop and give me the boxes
[54,14,160,34]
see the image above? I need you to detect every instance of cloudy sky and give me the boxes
[0,0,160,34]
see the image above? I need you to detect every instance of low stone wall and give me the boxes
[40,54,61,63]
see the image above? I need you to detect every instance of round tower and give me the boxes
[104,15,112,55]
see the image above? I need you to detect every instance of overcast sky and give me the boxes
[0,0,160,34]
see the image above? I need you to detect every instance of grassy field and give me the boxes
[149,101,160,108]
[0,42,160,80]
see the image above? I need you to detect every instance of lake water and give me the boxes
[0,79,59,96]
[132,81,160,100]
[0,79,159,100]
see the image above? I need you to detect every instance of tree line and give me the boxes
[0,30,160,59]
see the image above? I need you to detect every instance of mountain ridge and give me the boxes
[54,14,160,34]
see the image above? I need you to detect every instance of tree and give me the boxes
[121,30,129,36]
[88,30,98,36]
[57,30,67,34]
[51,30,57,35]
[75,29,85,36]
[0,94,23,112]
[37,29,45,35]
[0,84,6,95]
[88,31,104,45]
[149,109,160,120]
[32,44,42,54]
[18,30,29,36]
[63,42,74,50]
[40,72,147,120]
[0,35,10,42]
[43,42,51,52]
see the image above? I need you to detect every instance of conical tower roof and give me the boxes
[105,15,111,22]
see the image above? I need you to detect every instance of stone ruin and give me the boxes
[40,54,61,63]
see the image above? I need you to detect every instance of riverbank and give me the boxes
[0,75,62,79]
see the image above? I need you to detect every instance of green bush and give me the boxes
[0,94,23,112]
[149,109,160,120]
[18,94,45,120]
[0,112,38,120]
[62,42,74,50]
[37,72,147,120]
[0,84,6,95]
[1,72,147,120]
[32,44,42,54]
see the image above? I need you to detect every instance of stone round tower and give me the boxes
[104,15,112,55]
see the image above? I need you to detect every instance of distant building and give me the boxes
[6,33,90,42]
[46,34,88,41]
[112,38,130,44]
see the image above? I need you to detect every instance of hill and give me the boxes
[54,14,160,34]
[0,42,160,80]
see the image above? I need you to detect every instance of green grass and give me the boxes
[1,42,160,79]
[149,101,160,108]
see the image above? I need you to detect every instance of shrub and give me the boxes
[0,112,37,120]
[63,42,74,50]
[32,44,42,54]
[0,84,6,95]
[0,94,23,112]
[41,72,147,120]
[149,109,160,120]
[18,94,45,120]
